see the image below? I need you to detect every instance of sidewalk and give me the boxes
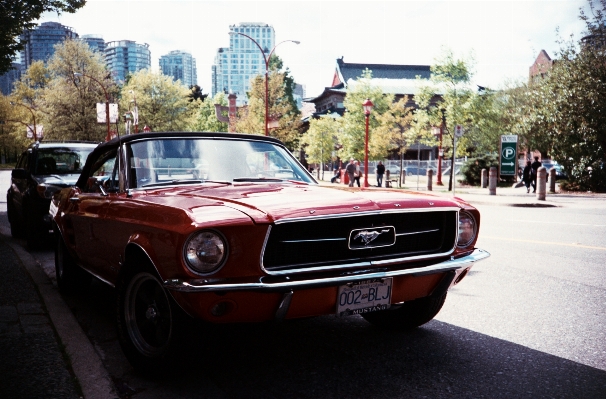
[0,229,116,399]
[0,235,83,399]
[314,173,606,208]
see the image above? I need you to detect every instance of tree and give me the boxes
[41,39,114,141]
[413,48,478,190]
[524,0,606,192]
[374,97,416,186]
[301,114,341,176]
[0,0,86,75]
[235,54,302,151]
[120,69,195,132]
[339,68,393,162]
[190,92,228,132]
[188,85,208,102]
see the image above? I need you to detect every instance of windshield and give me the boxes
[127,137,315,188]
[35,147,94,175]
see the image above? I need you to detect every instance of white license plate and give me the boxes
[336,278,392,316]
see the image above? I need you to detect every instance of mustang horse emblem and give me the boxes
[354,229,390,246]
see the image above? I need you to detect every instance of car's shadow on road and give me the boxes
[59,277,606,399]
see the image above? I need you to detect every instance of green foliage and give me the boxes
[412,47,480,190]
[374,96,416,157]
[301,115,341,164]
[506,0,606,192]
[0,0,86,74]
[339,68,394,161]
[236,55,302,151]
[42,39,113,141]
[459,154,498,186]
[191,92,228,132]
[120,69,195,132]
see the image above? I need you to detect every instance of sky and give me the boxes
[37,0,592,99]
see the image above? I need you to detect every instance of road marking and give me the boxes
[509,219,606,227]
[483,236,606,251]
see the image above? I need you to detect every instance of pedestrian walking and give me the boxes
[345,159,356,187]
[376,161,385,187]
[522,160,532,193]
[530,156,542,193]
[354,160,361,187]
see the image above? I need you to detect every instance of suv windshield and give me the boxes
[35,147,94,175]
[127,138,314,188]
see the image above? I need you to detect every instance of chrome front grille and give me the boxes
[262,209,458,274]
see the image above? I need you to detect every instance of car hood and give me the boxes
[135,183,465,224]
[35,173,81,187]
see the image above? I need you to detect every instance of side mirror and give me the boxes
[11,169,28,179]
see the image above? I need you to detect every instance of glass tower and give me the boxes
[212,22,275,105]
[19,22,79,70]
[105,40,151,83]
[159,50,197,87]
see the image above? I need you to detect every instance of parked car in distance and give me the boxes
[51,131,489,373]
[403,166,437,176]
[7,140,98,247]
[542,161,568,181]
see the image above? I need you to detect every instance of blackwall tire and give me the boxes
[116,268,185,374]
[55,236,91,294]
[362,293,447,330]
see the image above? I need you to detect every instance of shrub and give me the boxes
[460,154,499,186]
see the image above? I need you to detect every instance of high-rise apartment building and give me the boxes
[19,21,79,70]
[0,62,21,95]
[105,40,151,83]
[212,22,275,104]
[81,34,106,54]
[159,50,197,87]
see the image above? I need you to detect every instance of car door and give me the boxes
[66,148,118,281]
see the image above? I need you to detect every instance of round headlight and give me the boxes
[457,211,477,248]
[183,230,227,274]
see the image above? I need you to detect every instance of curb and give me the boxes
[0,227,117,399]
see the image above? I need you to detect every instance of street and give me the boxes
[1,169,605,398]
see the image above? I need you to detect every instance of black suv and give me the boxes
[7,141,98,247]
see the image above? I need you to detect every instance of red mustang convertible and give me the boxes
[50,132,489,371]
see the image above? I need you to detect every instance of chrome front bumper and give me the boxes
[164,248,490,293]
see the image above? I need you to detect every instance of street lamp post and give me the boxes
[362,98,374,188]
[10,102,37,141]
[73,72,111,141]
[129,89,138,133]
[432,124,444,186]
[229,31,299,136]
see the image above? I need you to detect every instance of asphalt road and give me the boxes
[1,169,605,398]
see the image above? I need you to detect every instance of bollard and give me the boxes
[385,170,391,188]
[489,167,497,195]
[536,166,547,200]
[481,168,488,188]
[548,168,556,193]
[426,169,433,191]
[402,169,406,185]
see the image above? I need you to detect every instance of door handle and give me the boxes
[69,197,80,203]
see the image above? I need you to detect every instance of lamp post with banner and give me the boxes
[73,72,116,141]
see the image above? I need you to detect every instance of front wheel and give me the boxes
[362,293,447,330]
[116,268,185,373]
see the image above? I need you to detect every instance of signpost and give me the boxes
[500,135,518,177]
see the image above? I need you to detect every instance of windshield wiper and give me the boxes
[141,179,202,188]
[233,177,284,183]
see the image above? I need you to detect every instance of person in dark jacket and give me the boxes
[522,160,532,193]
[345,159,356,187]
[530,156,542,193]
[376,161,385,187]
